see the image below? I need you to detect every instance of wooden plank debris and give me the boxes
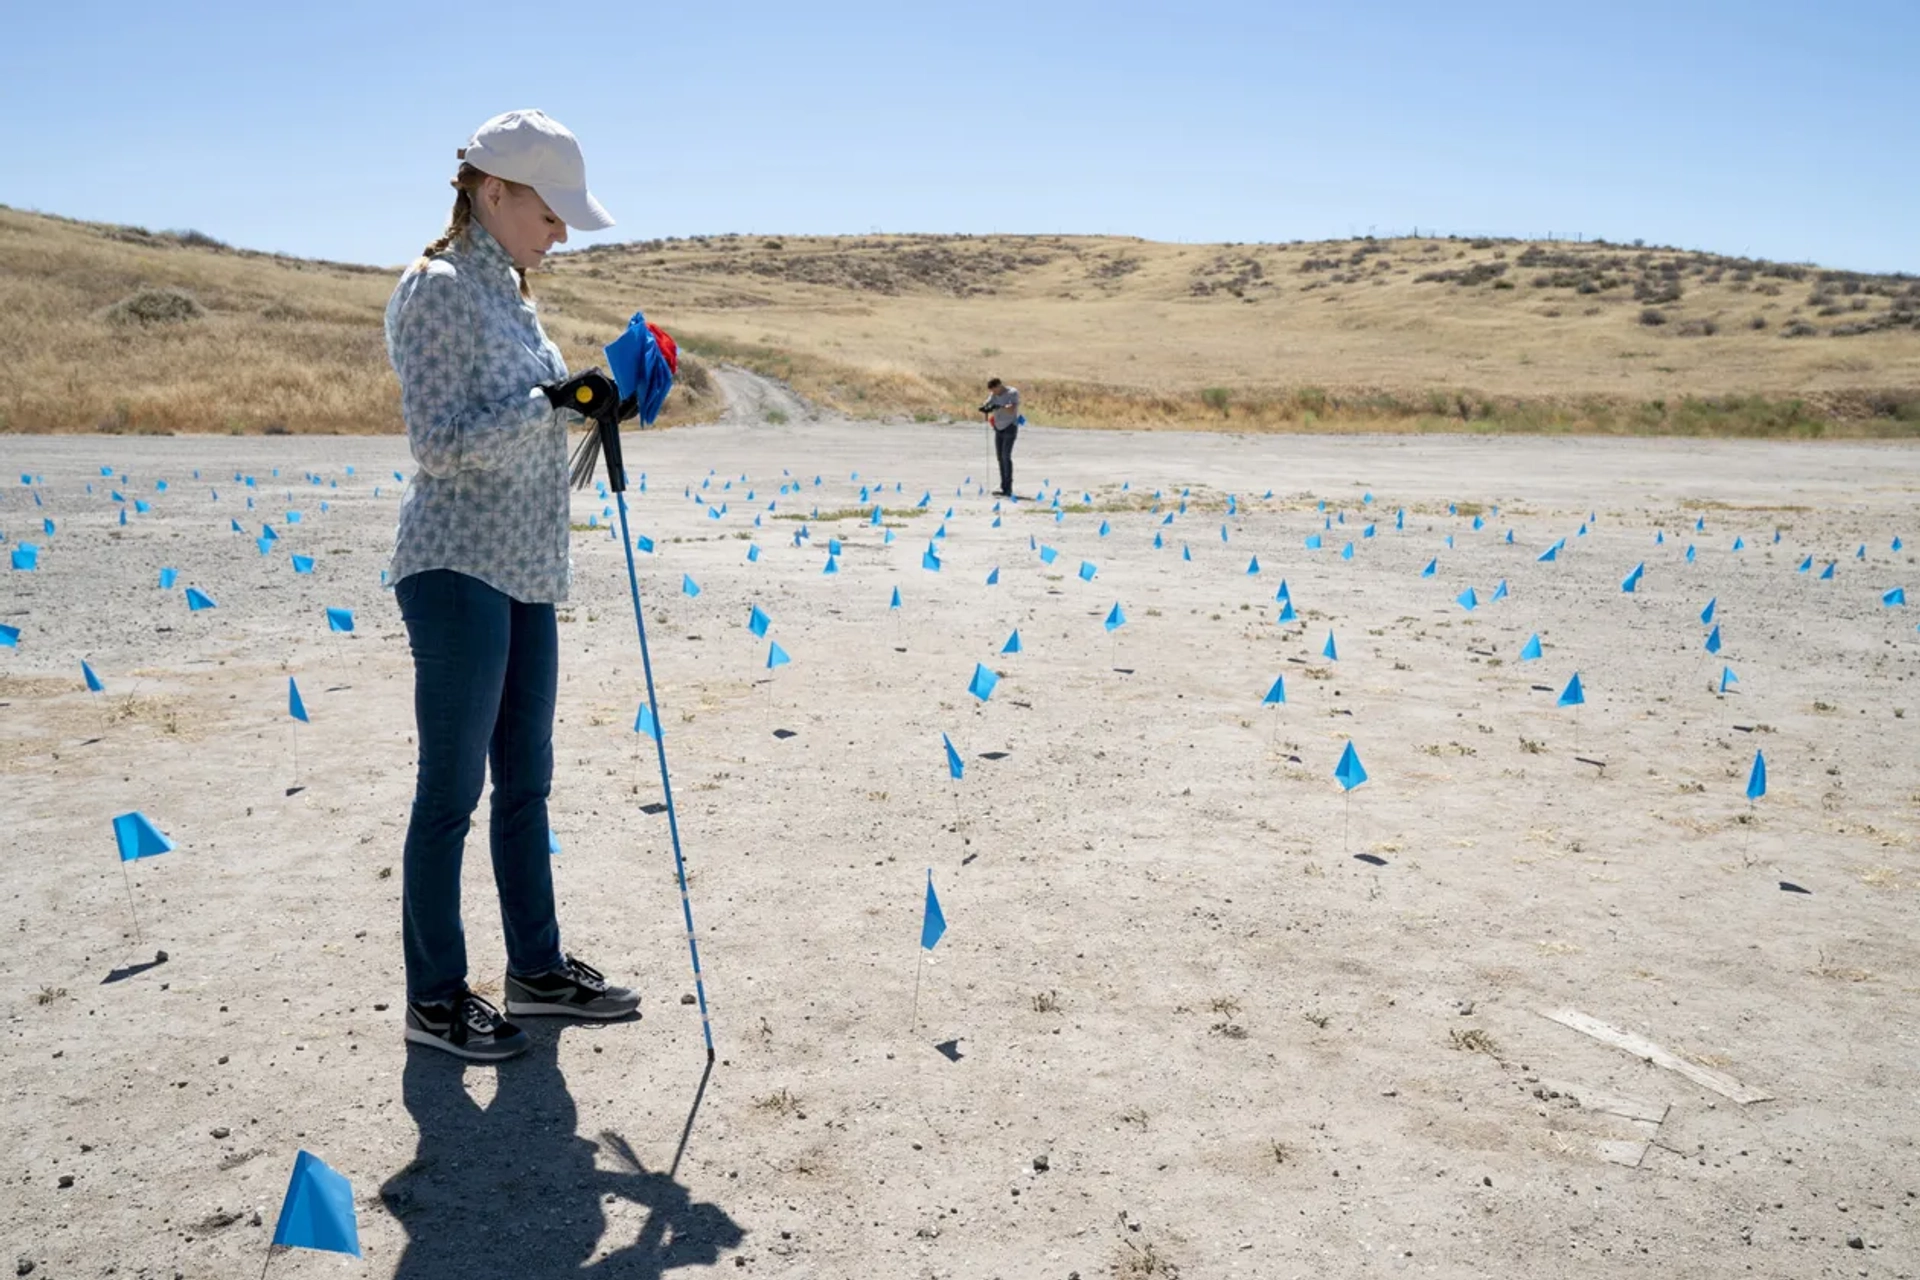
[1541,1008,1773,1105]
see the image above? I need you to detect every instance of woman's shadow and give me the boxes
[380,1025,742,1278]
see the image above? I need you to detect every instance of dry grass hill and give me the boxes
[3,203,1917,437]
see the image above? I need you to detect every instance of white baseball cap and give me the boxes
[459,109,614,231]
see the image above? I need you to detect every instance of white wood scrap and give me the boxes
[1541,1008,1773,1105]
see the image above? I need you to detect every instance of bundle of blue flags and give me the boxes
[604,311,678,426]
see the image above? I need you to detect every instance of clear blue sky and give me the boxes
[3,0,1914,272]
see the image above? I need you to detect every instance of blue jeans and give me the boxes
[396,570,565,1004]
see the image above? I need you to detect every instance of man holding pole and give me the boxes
[978,377,1022,499]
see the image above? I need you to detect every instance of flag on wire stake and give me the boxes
[968,663,999,702]
[264,1149,361,1272]
[111,811,172,946]
[1742,748,1767,865]
[910,869,948,1031]
[1334,741,1367,857]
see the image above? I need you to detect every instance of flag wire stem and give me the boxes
[910,951,924,1032]
[120,859,142,947]
[615,491,715,1061]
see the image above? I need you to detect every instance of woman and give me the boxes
[386,109,639,1061]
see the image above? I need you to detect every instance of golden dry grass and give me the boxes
[3,205,1917,436]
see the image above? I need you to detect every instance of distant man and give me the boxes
[978,377,1022,498]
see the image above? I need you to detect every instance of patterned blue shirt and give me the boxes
[385,220,573,603]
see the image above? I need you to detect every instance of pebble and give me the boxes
[57,1175,73,1189]
[211,1127,230,1139]
[681,993,696,1005]
[217,1056,229,1065]
[17,1258,36,1276]
[1033,1155,1050,1172]
[155,950,168,963]
[1847,1236,1864,1249]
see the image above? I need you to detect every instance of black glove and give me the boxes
[542,370,619,420]
[978,402,994,415]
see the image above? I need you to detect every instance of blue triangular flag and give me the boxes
[1333,741,1367,791]
[986,566,1000,586]
[682,574,701,597]
[1537,545,1557,563]
[1695,517,1705,532]
[1247,555,1260,575]
[82,660,104,693]
[292,554,314,574]
[1105,603,1127,633]
[270,1150,361,1258]
[1304,534,1322,550]
[1039,545,1058,564]
[157,566,178,590]
[922,546,942,572]
[231,518,243,532]
[749,605,771,637]
[1182,545,1192,561]
[942,733,964,781]
[1719,666,1737,694]
[261,524,278,541]
[112,811,173,862]
[1491,580,1509,602]
[1557,672,1585,707]
[1457,587,1478,610]
[823,554,839,575]
[326,607,354,633]
[1746,750,1767,802]
[1099,520,1111,537]
[1520,633,1542,661]
[1322,631,1337,661]
[1002,629,1022,654]
[0,624,18,647]
[186,587,216,610]
[889,586,901,609]
[1700,597,1716,625]
[767,641,791,669]
[1079,560,1097,582]
[1884,587,1907,607]
[968,663,999,701]
[1341,542,1354,561]
[1262,675,1286,705]
[1621,563,1643,592]
[1820,561,1835,580]
[746,543,760,562]
[1277,601,1296,623]
[1797,555,1812,573]
[289,677,309,723]
[1686,545,1696,563]
[1704,624,1722,654]
[634,703,661,740]
[920,870,946,950]
[11,544,39,571]
[1731,535,1744,551]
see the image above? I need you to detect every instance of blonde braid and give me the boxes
[413,161,533,298]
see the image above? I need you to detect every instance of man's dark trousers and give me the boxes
[993,423,1018,496]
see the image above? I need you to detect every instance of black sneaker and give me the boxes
[504,954,641,1019]
[404,989,530,1061]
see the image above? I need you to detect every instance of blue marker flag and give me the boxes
[1105,603,1127,633]
[1797,555,1812,573]
[1420,558,1437,578]
[289,677,309,723]
[823,554,839,575]
[968,663,999,701]
[1520,633,1542,661]
[767,641,791,669]
[1039,545,1058,564]
[1719,666,1738,694]
[112,811,173,862]
[82,661,104,693]
[636,534,655,553]
[1700,597,1716,625]
[602,311,676,424]
[1457,587,1478,611]
[749,605,771,637]
[1079,560,1097,582]
[1341,542,1355,561]
[682,574,701,597]
[634,703,661,740]
[10,544,38,571]
[292,554,315,574]
[1277,600,1296,623]
[1884,587,1907,607]
[326,607,354,633]
[942,733,964,781]
[1819,561,1835,580]
[1491,579,1509,602]
[746,543,760,562]
[889,586,901,610]
[158,567,177,589]
[0,624,18,647]
[270,1150,361,1259]
[1746,750,1767,802]
[1002,629,1022,654]
[922,546,941,572]
[1247,555,1260,575]
[1334,741,1368,791]
[1263,674,1286,705]
[986,566,1000,586]
[1322,631,1338,661]
[1704,624,1722,654]
[920,870,947,950]
[1557,672,1585,707]
[1537,545,1557,563]
[185,587,216,611]
[1304,534,1322,550]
